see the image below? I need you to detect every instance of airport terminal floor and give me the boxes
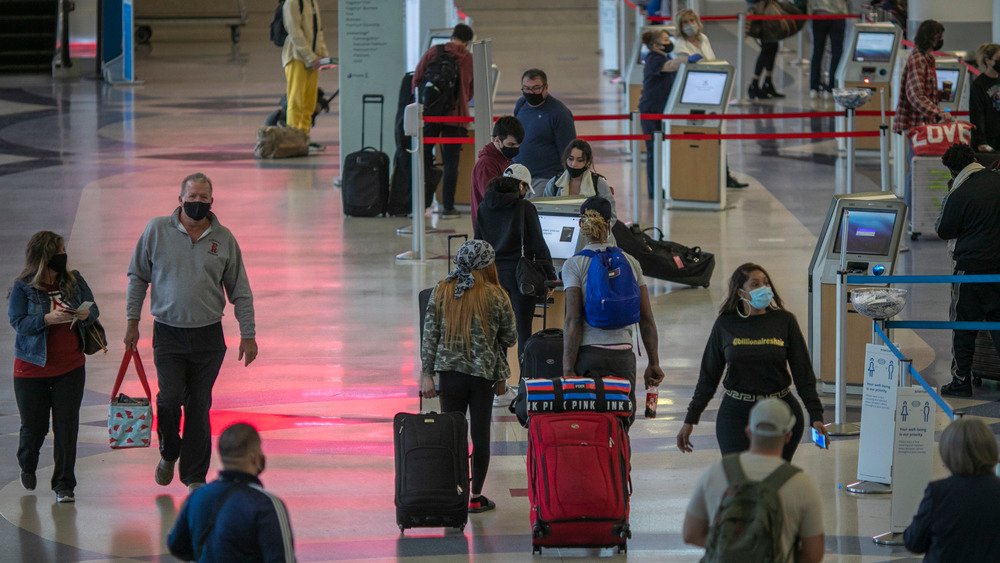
[1,7,999,563]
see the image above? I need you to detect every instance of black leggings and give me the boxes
[498,264,537,360]
[715,392,805,462]
[438,371,495,495]
[754,41,780,76]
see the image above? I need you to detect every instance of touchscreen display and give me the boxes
[832,209,898,255]
[680,70,728,106]
[936,69,960,102]
[853,32,895,63]
[538,213,582,260]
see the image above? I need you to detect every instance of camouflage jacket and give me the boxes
[421,285,517,381]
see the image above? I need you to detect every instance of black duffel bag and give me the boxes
[611,221,715,288]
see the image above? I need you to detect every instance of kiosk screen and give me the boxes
[832,208,898,255]
[427,35,450,48]
[680,70,728,105]
[538,212,584,260]
[853,32,895,63]
[936,68,960,102]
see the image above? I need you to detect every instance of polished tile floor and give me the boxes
[0,9,995,562]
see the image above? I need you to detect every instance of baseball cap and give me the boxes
[503,164,532,188]
[748,398,795,437]
[580,195,613,221]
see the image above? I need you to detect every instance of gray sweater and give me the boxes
[127,209,255,338]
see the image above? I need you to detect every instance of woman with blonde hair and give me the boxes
[673,9,716,61]
[8,231,100,503]
[904,417,1000,562]
[969,42,1000,152]
[421,239,516,513]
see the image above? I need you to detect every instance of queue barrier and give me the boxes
[848,272,1000,420]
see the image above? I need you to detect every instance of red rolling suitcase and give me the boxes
[527,412,631,554]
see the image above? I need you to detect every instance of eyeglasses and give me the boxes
[521,84,546,94]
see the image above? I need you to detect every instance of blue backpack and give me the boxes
[578,248,641,329]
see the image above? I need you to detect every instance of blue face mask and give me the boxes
[743,286,774,310]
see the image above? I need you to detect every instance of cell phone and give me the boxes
[811,427,828,449]
[76,301,93,313]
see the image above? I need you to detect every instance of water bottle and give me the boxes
[644,385,659,419]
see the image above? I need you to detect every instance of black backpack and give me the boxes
[269,0,303,47]
[417,45,460,116]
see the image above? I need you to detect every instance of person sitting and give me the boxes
[969,43,1000,153]
[561,197,665,428]
[542,139,617,217]
[904,417,1000,562]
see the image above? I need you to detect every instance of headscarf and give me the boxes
[445,239,496,298]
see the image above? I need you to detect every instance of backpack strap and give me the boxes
[761,461,801,491]
[721,454,747,487]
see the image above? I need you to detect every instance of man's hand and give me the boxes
[420,375,437,398]
[941,111,954,123]
[978,144,994,152]
[238,338,258,366]
[644,365,665,388]
[123,320,140,350]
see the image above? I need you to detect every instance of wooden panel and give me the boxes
[820,283,878,385]
[844,81,889,151]
[669,124,721,203]
[629,85,643,113]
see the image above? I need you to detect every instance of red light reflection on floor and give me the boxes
[208,410,388,434]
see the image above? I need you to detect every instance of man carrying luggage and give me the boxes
[413,24,475,218]
[683,399,825,563]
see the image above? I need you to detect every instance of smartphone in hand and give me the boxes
[811,427,829,449]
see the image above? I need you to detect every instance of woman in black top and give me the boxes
[475,175,555,358]
[969,43,1000,152]
[676,263,827,461]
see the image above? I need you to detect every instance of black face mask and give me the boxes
[500,145,519,159]
[993,61,1000,74]
[257,454,266,475]
[567,166,587,178]
[47,253,68,274]
[183,201,211,221]
[933,39,944,51]
[524,92,545,106]
[659,41,675,54]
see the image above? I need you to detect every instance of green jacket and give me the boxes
[421,284,516,381]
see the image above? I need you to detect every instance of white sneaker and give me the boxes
[493,387,516,407]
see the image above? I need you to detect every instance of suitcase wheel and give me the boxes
[532,546,542,555]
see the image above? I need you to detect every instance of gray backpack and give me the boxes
[702,454,800,563]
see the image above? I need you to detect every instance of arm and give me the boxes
[73,271,99,326]
[553,106,577,164]
[542,177,558,197]
[905,57,944,121]
[125,224,153,349]
[221,236,257,366]
[597,177,618,218]
[663,57,684,72]
[496,291,517,349]
[786,314,825,425]
[969,80,987,148]
[681,513,709,547]
[412,49,431,91]
[166,500,195,561]
[796,477,827,563]
[525,204,556,279]
[420,286,442,379]
[312,1,330,58]
[903,485,935,554]
[935,188,962,240]
[8,282,47,336]
[685,320,726,425]
[701,35,716,61]
[638,286,665,387]
[798,535,826,563]
[284,0,318,65]
[257,497,296,563]
[562,287,584,376]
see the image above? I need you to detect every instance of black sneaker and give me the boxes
[20,472,36,491]
[55,490,75,503]
[468,494,496,513]
[941,378,973,398]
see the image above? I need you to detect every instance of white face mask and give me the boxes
[682,24,698,37]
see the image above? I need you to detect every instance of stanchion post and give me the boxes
[828,210,860,436]
[899,357,912,387]
[618,0,627,87]
[879,88,890,191]
[736,12,747,105]
[653,130,664,231]
[630,111,641,224]
[845,106,855,194]
[413,111,426,261]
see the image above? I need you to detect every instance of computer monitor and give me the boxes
[832,208,899,255]
[852,32,895,63]
[427,35,450,49]
[679,70,728,106]
[537,212,584,261]
[936,68,960,102]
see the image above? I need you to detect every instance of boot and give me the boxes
[762,78,785,98]
[747,80,765,100]
[940,377,973,398]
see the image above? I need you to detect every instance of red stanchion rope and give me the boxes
[428,130,881,144]
[899,39,981,76]
[746,13,861,20]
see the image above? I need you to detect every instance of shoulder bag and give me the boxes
[515,201,551,301]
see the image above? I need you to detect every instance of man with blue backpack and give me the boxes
[561,196,665,428]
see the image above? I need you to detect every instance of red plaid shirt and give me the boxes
[894,50,944,134]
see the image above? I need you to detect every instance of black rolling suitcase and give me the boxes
[342,94,390,217]
[611,221,715,288]
[393,410,469,531]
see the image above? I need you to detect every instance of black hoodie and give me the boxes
[475,190,556,278]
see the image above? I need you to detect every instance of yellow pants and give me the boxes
[284,60,319,135]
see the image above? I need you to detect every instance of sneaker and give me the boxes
[155,458,176,486]
[821,90,832,101]
[55,491,75,503]
[809,89,820,99]
[20,472,36,491]
[468,494,496,513]
[308,141,326,151]
[941,378,973,398]
[493,387,516,407]
[439,208,461,218]
[187,482,206,493]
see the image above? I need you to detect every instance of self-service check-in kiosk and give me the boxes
[934,56,970,113]
[835,23,902,150]
[624,24,676,114]
[661,61,734,211]
[808,193,907,392]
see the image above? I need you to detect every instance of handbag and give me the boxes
[81,319,108,355]
[747,0,804,42]
[908,121,974,156]
[515,201,551,301]
[107,349,153,449]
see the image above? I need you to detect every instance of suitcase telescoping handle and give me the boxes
[447,234,468,274]
[361,94,385,152]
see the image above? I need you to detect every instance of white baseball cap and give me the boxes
[748,398,796,437]
[503,163,532,188]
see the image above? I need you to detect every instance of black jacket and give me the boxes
[968,73,1000,149]
[904,474,1000,562]
[475,191,555,278]
[935,167,1000,272]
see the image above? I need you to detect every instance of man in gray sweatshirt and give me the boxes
[125,172,257,491]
